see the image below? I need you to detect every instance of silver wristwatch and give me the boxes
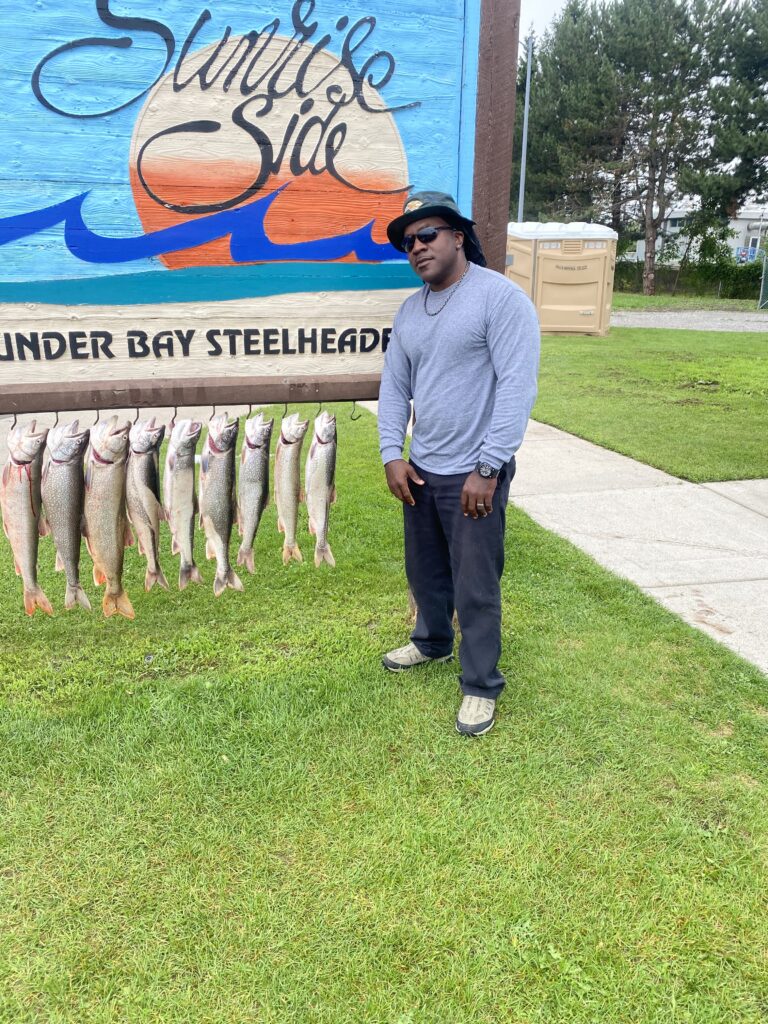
[475,461,499,479]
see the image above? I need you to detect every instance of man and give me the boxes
[378,191,540,736]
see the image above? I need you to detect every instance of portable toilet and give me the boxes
[506,222,618,336]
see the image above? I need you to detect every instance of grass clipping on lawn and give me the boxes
[534,327,768,482]
[1,404,767,1023]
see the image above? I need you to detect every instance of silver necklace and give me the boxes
[423,261,471,316]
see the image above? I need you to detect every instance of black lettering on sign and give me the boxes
[91,331,114,358]
[382,326,392,352]
[152,331,175,357]
[263,328,280,355]
[221,328,241,355]
[206,329,223,356]
[281,328,296,355]
[175,329,194,356]
[17,333,41,361]
[0,334,12,361]
[243,328,261,355]
[127,331,150,358]
[69,332,89,360]
[298,327,317,354]
[42,332,67,360]
[321,327,336,353]
[337,328,357,353]
[359,327,379,353]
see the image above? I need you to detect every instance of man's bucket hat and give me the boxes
[387,190,487,267]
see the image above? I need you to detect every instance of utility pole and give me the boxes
[516,33,534,223]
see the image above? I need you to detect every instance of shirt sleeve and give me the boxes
[479,287,540,469]
[378,315,413,465]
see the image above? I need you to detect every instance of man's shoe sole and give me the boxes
[456,717,496,737]
[381,653,453,673]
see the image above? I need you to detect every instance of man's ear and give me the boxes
[454,230,464,250]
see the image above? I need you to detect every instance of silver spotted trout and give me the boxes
[83,416,135,620]
[41,420,91,611]
[274,412,309,564]
[127,417,168,592]
[237,412,273,574]
[200,413,243,596]
[163,418,203,590]
[1,421,52,615]
[305,411,337,567]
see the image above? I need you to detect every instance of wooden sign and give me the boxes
[0,0,519,414]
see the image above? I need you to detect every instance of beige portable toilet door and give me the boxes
[534,241,609,335]
[505,235,535,298]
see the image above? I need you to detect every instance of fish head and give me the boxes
[7,420,49,464]
[46,419,90,463]
[129,416,166,454]
[90,415,130,463]
[313,411,337,445]
[245,412,274,449]
[207,412,239,453]
[280,413,309,444]
[169,418,202,456]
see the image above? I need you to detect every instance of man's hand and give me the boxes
[385,459,424,505]
[461,471,498,518]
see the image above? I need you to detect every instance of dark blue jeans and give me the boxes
[404,458,515,699]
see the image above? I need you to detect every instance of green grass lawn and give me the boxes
[612,293,764,313]
[2,405,768,1023]
[534,328,768,482]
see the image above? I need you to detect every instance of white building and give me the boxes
[631,201,768,264]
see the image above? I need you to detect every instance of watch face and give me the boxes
[478,462,492,478]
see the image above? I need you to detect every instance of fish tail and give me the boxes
[237,545,255,574]
[145,567,169,592]
[314,542,335,568]
[179,563,204,590]
[282,543,303,565]
[213,567,244,597]
[65,584,92,612]
[103,589,135,620]
[24,586,53,617]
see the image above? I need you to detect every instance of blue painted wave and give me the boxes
[0,184,407,265]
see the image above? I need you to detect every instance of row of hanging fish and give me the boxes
[0,409,337,618]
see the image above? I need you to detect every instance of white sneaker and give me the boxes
[381,641,453,673]
[456,695,496,736]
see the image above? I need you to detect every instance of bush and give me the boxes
[615,258,762,298]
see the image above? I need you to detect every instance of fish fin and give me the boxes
[277,516,285,534]
[124,524,135,548]
[136,535,146,557]
[1,464,8,488]
[282,543,303,565]
[13,561,21,577]
[308,517,316,537]
[65,584,91,612]
[93,564,107,587]
[213,567,244,597]
[38,516,50,537]
[84,463,92,490]
[80,516,88,538]
[55,551,64,572]
[103,589,135,620]
[237,546,255,574]
[205,538,216,561]
[145,567,169,592]
[24,586,53,616]
[179,563,203,590]
[298,488,305,503]
[314,543,335,568]
[171,535,180,556]
[331,487,337,504]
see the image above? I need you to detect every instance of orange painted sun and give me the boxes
[129,35,410,269]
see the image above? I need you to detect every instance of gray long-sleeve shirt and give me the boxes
[378,263,540,474]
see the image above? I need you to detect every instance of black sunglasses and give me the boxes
[402,225,457,253]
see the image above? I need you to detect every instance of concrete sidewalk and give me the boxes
[511,421,768,675]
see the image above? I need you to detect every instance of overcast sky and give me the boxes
[519,0,568,41]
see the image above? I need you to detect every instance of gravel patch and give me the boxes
[611,310,767,332]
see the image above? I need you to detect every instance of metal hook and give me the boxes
[53,410,60,427]
[350,400,362,421]
[169,405,178,430]
[133,407,141,424]
[11,411,18,430]
[92,409,100,426]
[210,404,216,421]
[315,399,323,417]
[246,402,253,417]
[282,401,288,418]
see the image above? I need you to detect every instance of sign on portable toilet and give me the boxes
[506,222,618,336]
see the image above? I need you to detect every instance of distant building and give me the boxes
[630,201,767,263]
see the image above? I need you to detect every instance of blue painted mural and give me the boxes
[0,0,479,303]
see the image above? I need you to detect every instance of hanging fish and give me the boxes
[200,412,243,596]
[305,411,337,567]
[1,420,52,615]
[274,412,309,564]
[237,412,273,574]
[126,417,168,592]
[83,416,135,620]
[41,420,91,611]
[163,418,204,590]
